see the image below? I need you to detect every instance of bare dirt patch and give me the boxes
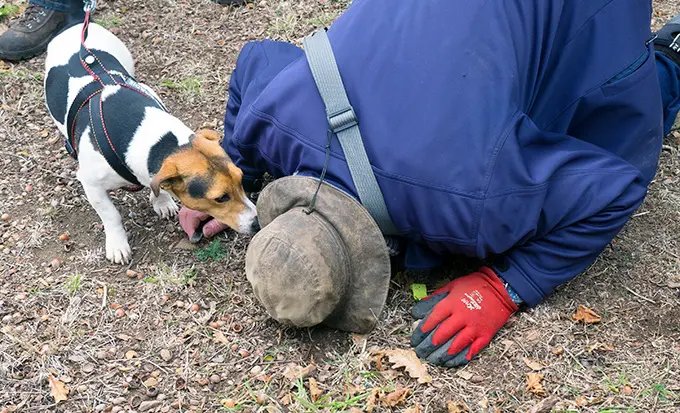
[1,0,679,412]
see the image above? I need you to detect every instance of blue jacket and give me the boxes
[223,0,663,307]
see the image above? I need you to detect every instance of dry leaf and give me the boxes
[383,388,410,407]
[574,396,603,407]
[143,377,158,387]
[478,398,489,409]
[447,401,470,412]
[280,393,292,406]
[526,373,546,397]
[455,370,473,380]
[572,305,601,324]
[351,333,367,350]
[373,349,432,384]
[308,378,322,402]
[282,363,315,381]
[622,385,633,395]
[366,388,384,413]
[586,343,614,353]
[213,330,229,345]
[522,357,544,371]
[125,350,137,359]
[48,375,69,403]
[350,408,363,413]
[552,346,564,356]
[527,396,558,413]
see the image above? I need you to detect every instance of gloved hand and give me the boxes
[410,267,518,367]
[179,207,230,243]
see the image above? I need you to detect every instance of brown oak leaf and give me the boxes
[48,375,69,403]
[571,305,602,323]
[366,388,384,413]
[526,373,547,397]
[373,349,432,384]
[383,388,410,407]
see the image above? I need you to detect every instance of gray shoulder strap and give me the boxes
[303,28,398,235]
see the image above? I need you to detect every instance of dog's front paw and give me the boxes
[106,232,132,264]
[151,192,179,219]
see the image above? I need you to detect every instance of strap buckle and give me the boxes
[83,0,97,12]
[671,33,680,53]
[327,106,358,134]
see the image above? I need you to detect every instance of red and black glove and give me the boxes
[410,267,518,367]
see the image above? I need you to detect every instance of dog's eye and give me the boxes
[215,194,231,203]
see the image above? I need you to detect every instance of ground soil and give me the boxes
[1,0,679,412]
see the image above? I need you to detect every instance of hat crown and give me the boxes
[246,209,351,327]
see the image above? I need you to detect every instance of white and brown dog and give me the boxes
[43,22,257,264]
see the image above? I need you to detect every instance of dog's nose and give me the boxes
[250,217,260,233]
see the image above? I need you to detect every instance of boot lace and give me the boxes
[11,4,47,28]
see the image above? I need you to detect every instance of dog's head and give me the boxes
[151,129,258,234]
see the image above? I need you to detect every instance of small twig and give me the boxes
[632,211,650,218]
[623,285,657,304]
[562,346,585,371]
[97,281,108,310]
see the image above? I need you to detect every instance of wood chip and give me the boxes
[527,396,558,413]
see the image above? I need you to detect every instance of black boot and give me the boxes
[0,4,68,61]
[654,13,680,67]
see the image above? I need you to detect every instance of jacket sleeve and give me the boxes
[485,139,651,308]
[222,40,304,192]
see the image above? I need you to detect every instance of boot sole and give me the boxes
[0,34,55,62]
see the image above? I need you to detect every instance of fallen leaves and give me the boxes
[383,388,410,407]
[526,373,547,397]
[212,330,229,345]
[447,401,470,412]
[308,378,322,402]
[366,389,383,413]
[282,363,315,382]
[572,305,601,324]
[372,349,432,384]
[522,357,544,371]
[48,375,68,403]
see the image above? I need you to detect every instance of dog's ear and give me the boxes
[194,129,221,142]
[192,129,231,161]
[151,161,180,197]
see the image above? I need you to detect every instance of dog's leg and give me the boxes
[80,181,132,264]
[150,190,179,219]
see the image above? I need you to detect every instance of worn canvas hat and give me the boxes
[245,176,391,334]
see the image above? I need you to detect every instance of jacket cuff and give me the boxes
[489,257,545,308]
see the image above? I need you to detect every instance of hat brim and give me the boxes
[252,176,391,333]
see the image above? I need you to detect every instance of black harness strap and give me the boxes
[64,11,167,191]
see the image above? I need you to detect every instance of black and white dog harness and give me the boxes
[65,15,168,191]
